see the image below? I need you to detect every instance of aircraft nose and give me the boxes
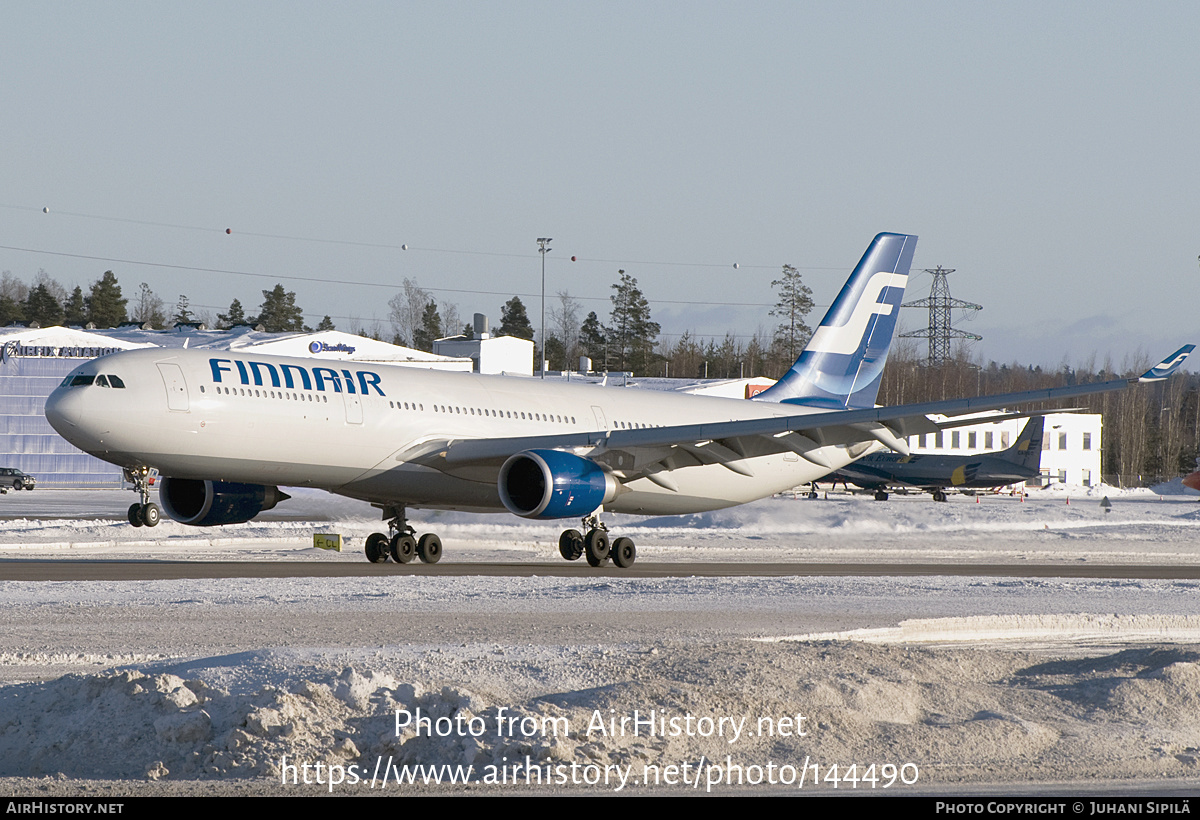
[45,387,84,432]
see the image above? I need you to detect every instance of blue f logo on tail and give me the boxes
[756,232,917,410]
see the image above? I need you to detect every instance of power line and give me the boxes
[0,243,797,308]
[1,202,847,272]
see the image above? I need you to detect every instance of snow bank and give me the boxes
[4,641,1200,789]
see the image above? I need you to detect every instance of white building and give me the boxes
[906,412,1103,488]
[432,314,535,376]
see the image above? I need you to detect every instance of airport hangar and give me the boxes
[0,322,1099,491]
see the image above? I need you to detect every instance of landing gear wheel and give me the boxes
[611,536,636,568]
[417,533,442,564]
[365,532,389,563]
[124,467,155,528]
[807,491,819,500]
[390,533,416,564]
[559,529,584,561]
[584,528,610,567]
[874,489,889,501]
[933,490,948,502]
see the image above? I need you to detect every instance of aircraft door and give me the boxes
[591,406,608,430]
[344,393,363,424]
[156,363,190,412]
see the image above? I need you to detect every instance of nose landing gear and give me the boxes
[123,467,161,528]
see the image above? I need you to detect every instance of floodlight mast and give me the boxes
[537,237,552,378]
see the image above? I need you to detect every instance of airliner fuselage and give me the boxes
[46,348,850,516]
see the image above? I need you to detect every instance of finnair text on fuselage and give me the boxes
[208,358,385,396]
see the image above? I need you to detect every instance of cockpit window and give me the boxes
[59,373,125,389]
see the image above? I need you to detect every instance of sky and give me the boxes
[1,1,1197,370]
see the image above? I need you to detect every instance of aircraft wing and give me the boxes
[426,345,1193,486]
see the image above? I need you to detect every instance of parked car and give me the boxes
[0,468,36,491]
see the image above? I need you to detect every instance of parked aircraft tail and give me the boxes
[755,232,917,410]
[1002,415,1045,472]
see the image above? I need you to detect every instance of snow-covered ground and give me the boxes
[2,487,1199,795]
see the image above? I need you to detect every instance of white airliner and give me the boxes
[44,233,1193,568]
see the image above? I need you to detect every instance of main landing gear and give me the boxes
[124,466,161,528]
[557,513,636,569]
[364,505,442,565]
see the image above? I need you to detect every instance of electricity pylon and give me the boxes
[900,267,982,366]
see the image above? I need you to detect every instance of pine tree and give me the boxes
[0,295,23,326]
[579,311,607,370]
[253,284,306,332]
[217,298,246,328]
[316,315,335,331]
[412,301,442,351]
[31,271,67,308]
[172,295,194,325]
[86,271,127,328]
[499,296,534,340]
[24,284,63,326]
[608,270,659,374]
[63,286,86,326]
[770,264,814,363]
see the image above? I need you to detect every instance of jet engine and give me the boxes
[497,449,617,519]
[158,477,290,526]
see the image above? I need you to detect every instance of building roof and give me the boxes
[0,325,472,368]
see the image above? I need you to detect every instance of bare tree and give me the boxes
[0,271,28,304]
[32,269,67,306]
[440,302,461,340]
[388,278,431,348]
[550,290,581,369]
[130,283,166,327]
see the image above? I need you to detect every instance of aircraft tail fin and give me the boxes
[755,232,917,409]
[1137,345,1195,382]
[1003,415,1045,472]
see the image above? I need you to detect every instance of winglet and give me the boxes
[1137,345,1194,382]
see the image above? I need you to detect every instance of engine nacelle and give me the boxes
[159,477,290,526]
[498,449,617,519]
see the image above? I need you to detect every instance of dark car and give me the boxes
[0,468,36,491]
